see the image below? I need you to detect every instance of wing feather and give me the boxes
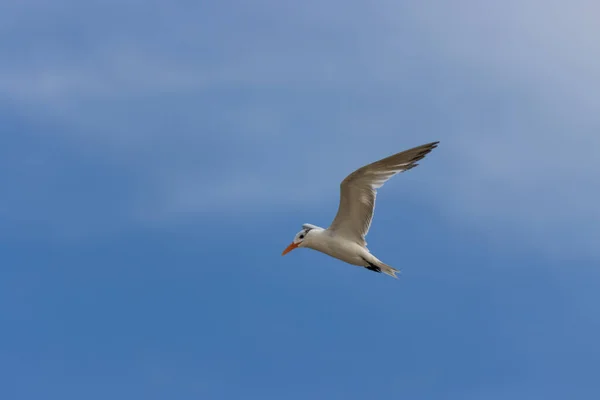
[328,141,439,246]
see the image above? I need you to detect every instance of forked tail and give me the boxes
[364,259,400,279]
[379,262,400,279]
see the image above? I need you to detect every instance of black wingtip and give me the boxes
[420,141,440,154]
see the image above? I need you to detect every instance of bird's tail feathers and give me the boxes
[375,261,400,279]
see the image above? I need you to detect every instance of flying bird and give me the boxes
[282,141,439,278]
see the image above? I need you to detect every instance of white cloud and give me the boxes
[2,0,599,256]
[391,0,600,256]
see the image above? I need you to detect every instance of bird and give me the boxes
[281,141,439,278]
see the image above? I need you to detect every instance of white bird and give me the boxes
[282,141,439,278]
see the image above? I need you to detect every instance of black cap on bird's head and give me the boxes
[281,224,319,255]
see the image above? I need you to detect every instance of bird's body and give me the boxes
[282,141,439,279]
[299,226,368,266]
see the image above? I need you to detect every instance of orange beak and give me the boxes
[281,242,299,256]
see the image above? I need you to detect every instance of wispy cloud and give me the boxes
[2,0,599,255]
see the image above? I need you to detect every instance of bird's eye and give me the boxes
[299,234,305,239]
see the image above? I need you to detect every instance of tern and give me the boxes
[282,141,439,278]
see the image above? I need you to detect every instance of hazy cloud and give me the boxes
[2,0,599,255]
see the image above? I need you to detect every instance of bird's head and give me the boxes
[281,224,319,255]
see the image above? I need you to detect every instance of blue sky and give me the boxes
[1,0,600,399]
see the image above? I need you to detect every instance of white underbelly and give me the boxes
[309,233,368,266]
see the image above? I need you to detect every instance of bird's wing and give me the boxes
[327,141,439,247]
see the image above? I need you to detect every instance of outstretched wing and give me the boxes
[328,141,439,247]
